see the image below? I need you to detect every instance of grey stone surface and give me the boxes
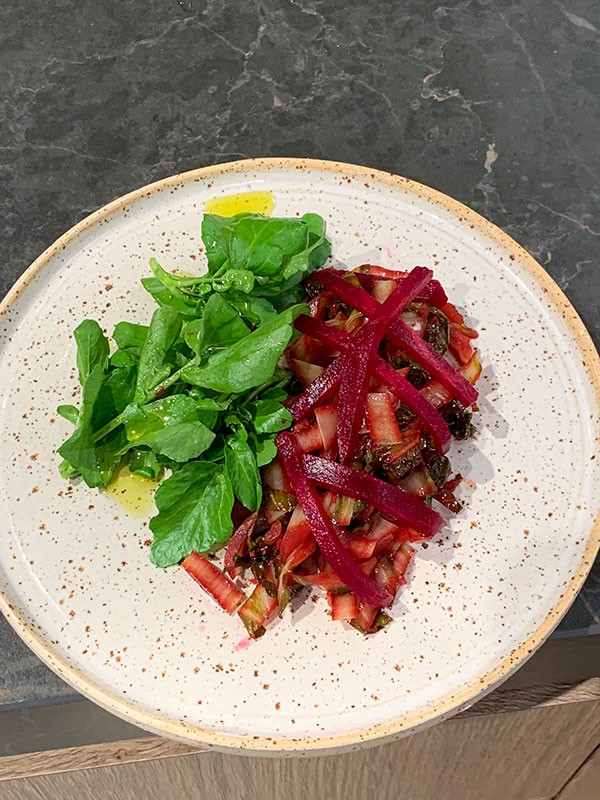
[0,0,598,712]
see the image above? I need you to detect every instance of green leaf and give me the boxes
[57,405,79,425]
[58,364,117,488]
[212,269,255,294]
[250,399,292,435]
[226,294,278,327]
[141,273,206,319]
[202,213,308,278]
[92,366,137,430]
[252,435,278,467]
[182,303,308,393]
[281,212,331,280]
[73,320,109,385]
[149,461,234,567]
[224,434,261,511]
[184,293,250,357]
[129,448,162,480]
[59,458,80,478]
[113,322,148,357]
[134,306,182,402]
[125,395,216,462]
[109,349,137,368]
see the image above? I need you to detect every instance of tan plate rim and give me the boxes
[1,157,599,754]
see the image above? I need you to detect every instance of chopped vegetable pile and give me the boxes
[58,211,481,638]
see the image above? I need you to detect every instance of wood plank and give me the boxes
[2,679,598,781]
[555,744,600,800]
[1,700,599,800]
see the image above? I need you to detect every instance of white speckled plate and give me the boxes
[0,159,599,755]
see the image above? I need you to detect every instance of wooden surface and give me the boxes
[2,679,599,783]
[556,744,600,799]
[1,699,599,800]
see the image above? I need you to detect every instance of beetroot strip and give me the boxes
[311,269,477,406]
[354,271,448,306]
[288,354,346,421]
[294,315,451,452]
[276,432,392,607]
[337,321,382,463]
[303,454,444,538]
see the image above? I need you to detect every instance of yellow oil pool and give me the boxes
[103,464,157,518]
[205,190,275,216]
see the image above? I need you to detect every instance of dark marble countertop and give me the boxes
[0,0,599,718]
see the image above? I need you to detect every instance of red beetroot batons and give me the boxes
[183,264,481,636]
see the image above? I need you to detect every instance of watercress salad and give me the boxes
[57,211,331,568]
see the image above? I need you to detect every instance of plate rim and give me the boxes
[1,156,599,753]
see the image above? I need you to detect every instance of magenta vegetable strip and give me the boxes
[294,315,451,453]
[312,268,478,406]
[288,354,346,421]
[303,454,445,538]
[376,266,432,327]
[355,271,448,306]
[313,268,381,314]
[276,432,393,607]
[388,320,478,406]
[337,321,383,463]
[374,359,451,453]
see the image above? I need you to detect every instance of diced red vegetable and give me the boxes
[293,423,324,453]
[399,467,437,497]
[297,571,348,591]
[238,584,278,638]
[262,519,284,545]
[393,543,414,581]
[182,552,246,614]
[372,279,396,303]
[449,325,475,365]
[439,301,465,325]
[330,592,359,621]
[345,535,378,560]
[278,536,317,612]
[332,493,355,526]
[264,489,296,524]
[367,392,403,446]
[287,332,332,366]
[279,503,312,564]
[382,421,421,462]
[276,432,393,607]
[352,601,378,633]
[369,515,401,540]
[460,351,482,385]
[374,555,400,595]
[303,455,444,538]
[420,380,452,408]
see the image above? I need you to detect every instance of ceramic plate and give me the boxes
[0,159,599,755]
